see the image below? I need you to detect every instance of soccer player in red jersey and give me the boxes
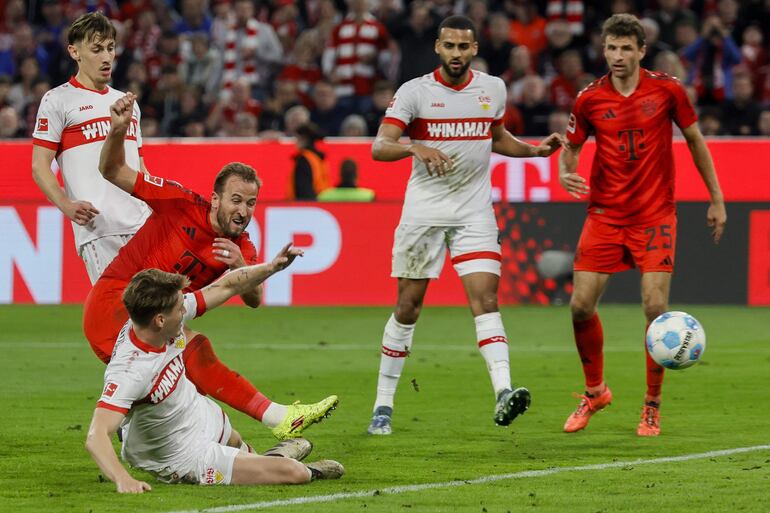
[83,92,338,441]
[559,14,727,436]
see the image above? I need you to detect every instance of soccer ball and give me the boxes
[646,311,706,370]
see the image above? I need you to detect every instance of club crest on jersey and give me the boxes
[174,335,185,349]
[641,99,657,117]
[103,382,119,397]
[37,118,48,132]
[477,95,492,111]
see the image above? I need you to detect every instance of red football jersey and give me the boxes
[566,69,698,225]
[101,173,258,290]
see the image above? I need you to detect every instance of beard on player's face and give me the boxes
[441,58,471,78]
[216,205,251,237]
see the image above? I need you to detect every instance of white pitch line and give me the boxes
[5,342,766,353]
[165,444,770,513]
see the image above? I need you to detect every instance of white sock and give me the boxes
[373,314,416,411]
[261,402,288,428]
[475,312,511,397]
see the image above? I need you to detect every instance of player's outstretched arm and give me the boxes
[99,93,140,194]
[85,408,152,494]
[200,244,304,310]
[32,145,100,225]
[491,125,564,158]
[558,140,590,199]
[681,123,726,243]
[372,123,453,176]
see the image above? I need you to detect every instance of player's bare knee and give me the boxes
[643,302,667,322]
[226,429,242,448]
[570,296,596,321]
[395,300,422,324]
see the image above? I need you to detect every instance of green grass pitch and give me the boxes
[1,304,768,512]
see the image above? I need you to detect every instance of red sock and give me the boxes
[183,335,272,421]
[573,313,604,389]
[645,322,664,398]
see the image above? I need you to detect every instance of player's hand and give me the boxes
[271,243,304,271]
[410,144,453,177]
[535,133,564,157]
[109,93,136,133]
[63,199,100,225]
[116,476,152,494]
[213,238,245,268]
[707,201,726,244]
[559,172,589,199]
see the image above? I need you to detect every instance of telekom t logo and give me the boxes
[618,129,644,161]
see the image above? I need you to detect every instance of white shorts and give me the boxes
[79,234,135,284]
[127,398,238,486]
[391,223,501,279]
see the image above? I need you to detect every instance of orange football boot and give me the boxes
[563,387,613,433]
[637,402,661,436]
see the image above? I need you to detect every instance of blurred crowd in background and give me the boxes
[2,0,770,139]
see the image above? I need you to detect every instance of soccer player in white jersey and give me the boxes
[31,12,151,283]
[367,15,563,435]
[86,245,344,493]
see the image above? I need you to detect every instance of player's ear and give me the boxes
[472,41,479,56]
[434,39,440,55]
[68,44,79,62]
[210,191,220,208]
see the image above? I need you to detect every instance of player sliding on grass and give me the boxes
[367,15,563,435]
[85,92,338,441]
[86,254,344,493]
[559,14,726,436]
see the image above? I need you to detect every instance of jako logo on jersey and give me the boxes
[37,118,48,132]
[426,121,491,138]
[79,105,94,111]
[81,119,137,141]
[431,102,445,108]
[103,382,119,397]
[148,356,185,404]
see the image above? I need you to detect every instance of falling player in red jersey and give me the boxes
[84,92,338,441]
[559,14,727,436]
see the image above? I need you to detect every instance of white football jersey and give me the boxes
[384,69,507,226]
[32,77,151,249]
[96,291,221,474]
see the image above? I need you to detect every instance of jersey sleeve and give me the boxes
[382,82,418,132]
[132,172,197,213]
[566,90,592,145]
[134,102,144,157]
[32,90,64,151]
[239,235,258,265]
[669,79,698,129]
[96,367,149,414]
[183,291,207,322]
[492,77,507,126]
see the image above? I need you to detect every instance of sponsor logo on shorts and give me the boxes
[204,467,225,485]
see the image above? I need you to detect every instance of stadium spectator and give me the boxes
[0,0,26,52]
[340,113,367,137]
[125,10,161,66]
[466,0,488,36]
[0,104,22,137]
[270,0,300,54]
[471,55,489,73]
[0,23,49,79]
[180,32,222,104]
[309,80,350,136]
[21,76,50,136]
[168,85,207,137]
[289,122,329,200]
[698,106,724,136]
[547,109,569,135]
[639,17,671,70]
[739,24,767,95]
[283,104,310,136]
[258,79,300,133]
[144,30,182,88]
[546,0,584,36]
[277,32,323,108]
[5,55,42,114]
[583,26,608,77]
[317,158,375,202]
[502,45,532,101]
[480,13,516,77]
[174,0,213,36]
[516,74,552,136]
[508,0,547,58]
[650,0,698,49]
[0,74,10,106]
[38,0,67,58]
[363,79,394,135]
[549,49,589,110]
[145,64,184,135]
[757,109,770,136]
[220,0,283,101]
[681,15,741,103]
[389,0,438,85]
[538,19,577,81]
[206,76,261,136]
[652,50,686,80]
[720,72,760,135]
[323,0,392,111]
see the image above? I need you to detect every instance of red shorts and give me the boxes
[83,277,130,363]
[573,214,677,274]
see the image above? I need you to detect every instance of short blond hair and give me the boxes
[122,269,190,327]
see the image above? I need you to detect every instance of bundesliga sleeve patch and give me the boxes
[37,118,49,132]
[143,173,164,187]
[103,382,119,397]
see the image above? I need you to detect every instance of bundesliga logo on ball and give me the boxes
[646,312,706,370]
